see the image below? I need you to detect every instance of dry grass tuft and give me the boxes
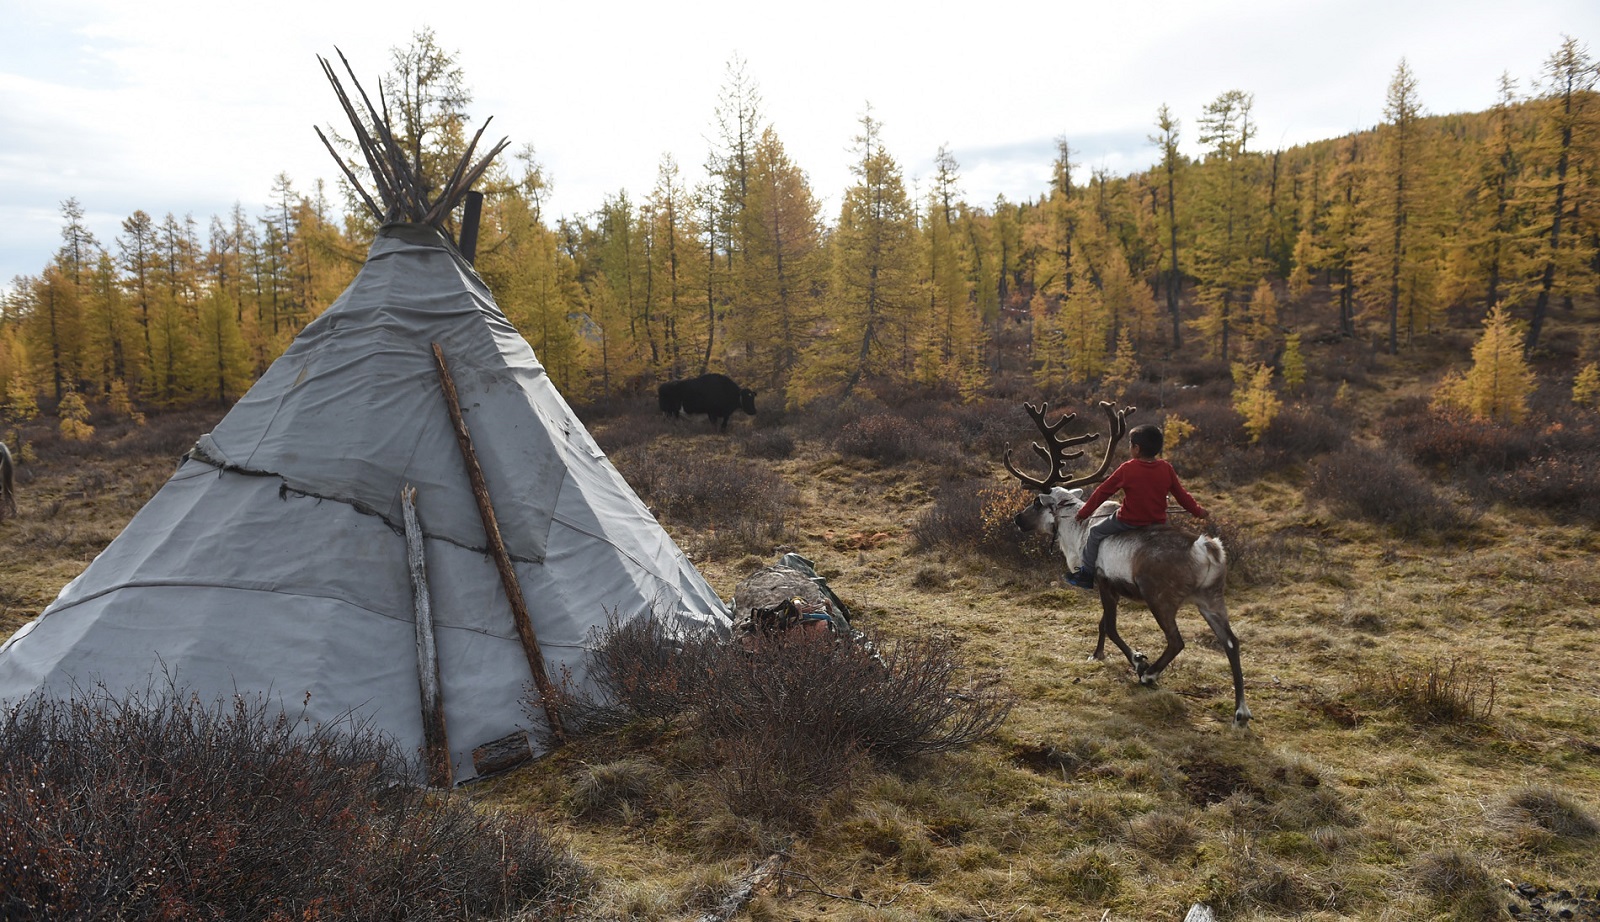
[1347,655,1498,726]
[1493,786,1600,852]
[1410,850,1501,920]
[567,756,667,821]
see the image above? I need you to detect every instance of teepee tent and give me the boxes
[0,54,730,783]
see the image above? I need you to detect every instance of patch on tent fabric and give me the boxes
[472,732,533,778]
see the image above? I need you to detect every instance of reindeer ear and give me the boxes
[1063,488,1085,503]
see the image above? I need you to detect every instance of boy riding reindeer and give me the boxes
[1007,401,1250,728]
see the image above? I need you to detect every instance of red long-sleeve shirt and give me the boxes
[1075,458,1206,526]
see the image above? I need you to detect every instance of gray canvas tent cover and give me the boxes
[0,223,731,782]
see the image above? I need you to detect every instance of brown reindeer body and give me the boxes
[1007,402,1250,728]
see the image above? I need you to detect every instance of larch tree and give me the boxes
[742,126,824,396]
[23,266,85,401]
[477,154,589,396]
[1190,89,1266,361]
[1467,73,1527,314]
[1435,303,1534,423]
[1058,249,1110,385]
[147,212,201,403]
[84,250,132,393]
[794,109,921,403]
[1281,331,1306,393]
[644,154,700,380]
[1523,36,1598,356]
[118,209,158,395]
[710,55,766,371]
[384,28,473,217]
[921,145,983,393]
[1232,362,1281,443]
[1572,362,1600,410]
[1368,59,1428,354]
[56,199,98,288]
[1325,137,1362,337]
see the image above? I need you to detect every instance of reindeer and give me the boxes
[0,440,15,521]
[1006,401,1250,728]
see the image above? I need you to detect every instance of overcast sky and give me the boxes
[2,0,1595,292]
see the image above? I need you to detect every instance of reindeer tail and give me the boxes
[1190,535,1227,588]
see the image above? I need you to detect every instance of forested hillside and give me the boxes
[1,33,1596,426]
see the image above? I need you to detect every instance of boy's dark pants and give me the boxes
[1082,515,1140,575]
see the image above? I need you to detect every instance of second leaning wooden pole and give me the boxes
[431,343,566,743]
[401,484,453,787]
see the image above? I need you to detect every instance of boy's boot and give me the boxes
[1066,567,1096,589]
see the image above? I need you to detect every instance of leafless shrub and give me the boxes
[539,614,1012,827]
[1490,456,1600,522]
[1382,405,1539,475]
[912,478,1044,569]
[612,449,795,554]
[0,683,589,921]
[1347,656,1497,726]
[835,413,920,463]
[588,411,678,455]
[1306,443,1477,538]
[1260,404,1353,459]
[738,427,796,460]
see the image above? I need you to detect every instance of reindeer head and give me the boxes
[1014,487,1085,536]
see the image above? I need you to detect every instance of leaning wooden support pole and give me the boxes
[431,343,567,743]
[402,484,453,787]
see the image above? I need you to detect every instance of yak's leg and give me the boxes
[1196,595,1251,727]
[1135,604,1185,685]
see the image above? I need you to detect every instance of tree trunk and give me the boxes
[1527,116,1571,356]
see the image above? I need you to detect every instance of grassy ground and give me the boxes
[3,369,1599,921]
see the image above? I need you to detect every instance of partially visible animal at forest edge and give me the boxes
[1007,400,1250,728]
[658,373,757,431]
[0,440,16,521]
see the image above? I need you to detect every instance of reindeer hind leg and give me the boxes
[1196,596,1250,727]
[1136,604,1185,685]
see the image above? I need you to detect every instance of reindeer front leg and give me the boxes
[1094,587,1141,670]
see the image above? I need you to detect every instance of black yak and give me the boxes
[658,373,757,431]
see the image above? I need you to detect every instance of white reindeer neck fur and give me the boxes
[1046,488,1116,573]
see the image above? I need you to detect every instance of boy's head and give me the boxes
[1129,424,1164,458]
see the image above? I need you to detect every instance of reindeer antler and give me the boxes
[1004,400,1137,491]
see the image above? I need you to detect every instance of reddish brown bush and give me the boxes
[0,684,588,921]
[835,413,921,463]
[912,478,1046,568]
[611,448,795,554]
[542,613,1012,826]
[1381,407,1539,474]
[1490,456,1600,522]
[1306,443,1476,538]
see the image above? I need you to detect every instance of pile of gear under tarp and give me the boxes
[731,553,860,646]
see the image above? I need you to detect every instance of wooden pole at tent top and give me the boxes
[431,343,567,744]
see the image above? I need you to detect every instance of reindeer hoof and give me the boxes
[1232,705,1253,729]
[1132,652,1148,674]
[1088,650,1107,662]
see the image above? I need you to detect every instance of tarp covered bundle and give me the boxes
[0,224,730,781]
